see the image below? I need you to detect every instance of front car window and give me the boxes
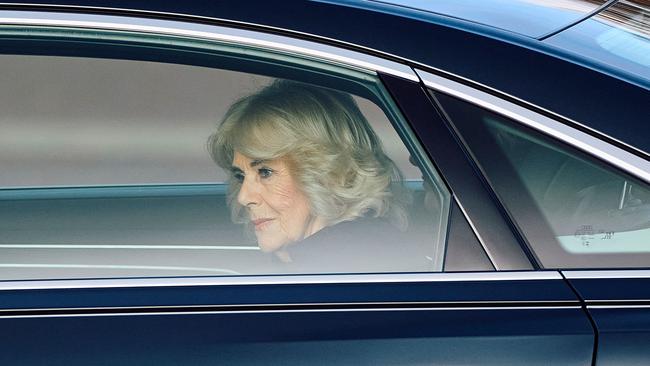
[435,91,650,269]
[0,23,452,279]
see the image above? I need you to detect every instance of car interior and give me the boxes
[0,47,450,279]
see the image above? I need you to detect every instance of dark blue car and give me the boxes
[0,1,648,364]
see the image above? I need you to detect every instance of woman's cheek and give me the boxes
[269,182,298,210]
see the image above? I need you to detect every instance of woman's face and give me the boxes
[232,151,324,252]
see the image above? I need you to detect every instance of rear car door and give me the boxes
[0,9,593,365]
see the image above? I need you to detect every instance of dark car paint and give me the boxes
[4,309,592,365]
[566,276,650,365]
[0,0,647,156]
[0,276,594,365]
[367,0,608,38]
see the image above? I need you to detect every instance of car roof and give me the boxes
[364,0,606,38]
[0,0,648,157]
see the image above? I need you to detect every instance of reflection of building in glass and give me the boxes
[524,0,606,13]
[596,0,650,38]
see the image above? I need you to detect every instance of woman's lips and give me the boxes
[252,218,274,230]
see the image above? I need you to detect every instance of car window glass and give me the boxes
[435,91,650,269]
[0,29,454,280]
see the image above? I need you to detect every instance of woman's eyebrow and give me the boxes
[250,159,268,167]
[230,166,243,174]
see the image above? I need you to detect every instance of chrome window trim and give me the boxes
[0,10,418,82]
[563,270,650,279]
[416,69,650,184]
[589,305,650,309]
[415,65,648,159]
[0,300,579,313]
[0,306,582,319]
[0,271,562,291]
[589,299,650,304]
[0,244,259,250]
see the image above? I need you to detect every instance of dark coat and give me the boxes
[273,217,434,274]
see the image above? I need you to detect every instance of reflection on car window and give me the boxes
[484,118,650,255]
[0,41,451,279]
[436,91,650,269]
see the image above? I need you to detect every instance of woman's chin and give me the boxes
[256,237,286,253]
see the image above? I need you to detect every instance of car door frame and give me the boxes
[0,8,596,365]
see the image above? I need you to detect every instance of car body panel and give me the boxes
[366,0,606,38]
[564,271,650,365]
[2,309,593,365]
[0,273,594,365]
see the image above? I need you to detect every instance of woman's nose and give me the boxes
[237,178,259,207]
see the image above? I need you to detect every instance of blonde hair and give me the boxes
[209,80,408,228]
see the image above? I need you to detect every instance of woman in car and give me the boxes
[209,80,426,272]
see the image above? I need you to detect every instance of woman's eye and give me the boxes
[258,167,273,179]
[233,172,244,183]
